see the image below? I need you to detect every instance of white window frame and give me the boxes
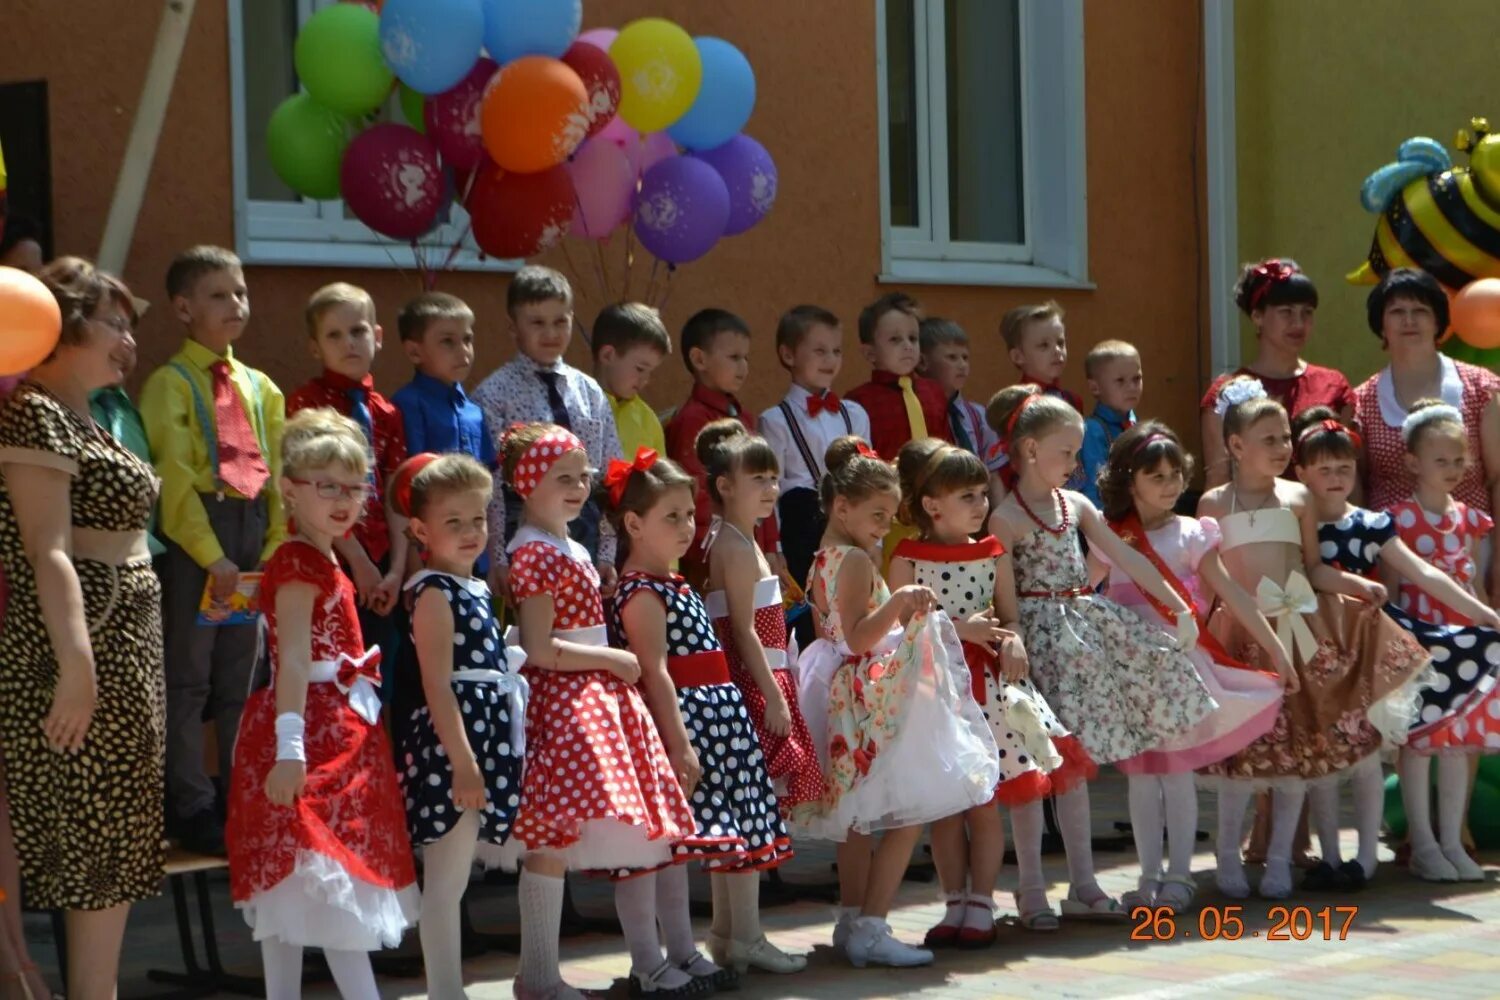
[876,0,1090,288]
[227,0,511,271]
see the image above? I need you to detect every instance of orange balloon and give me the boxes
[480,56,589,174]
[0,266,61,376]
[1453,278,1500,350]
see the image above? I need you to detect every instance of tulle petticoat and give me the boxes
[238,849,419,951]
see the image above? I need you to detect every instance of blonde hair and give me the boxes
[1000,301,1064,350]
[281,407,369,479]
[986,384,1083,451]
[1219,375,1286,444]
[1084,339,1140,379]
[1403,398,1467,453]
[400,454,493,519]
[305,282,376,338]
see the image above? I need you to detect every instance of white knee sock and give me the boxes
[725,872,763,945]
[1010,799,1046,895]
[614,874,667,973]
[323,949,379,1000]
[1127,775,1165,882]
[655,864,699,965]
[260,938,304,1000]
[1054,784,1097,889]
[420,810,480,1000]
[1437,753,1471,852]
[1401,751,1438,850]
[1351,757,1385,877]
[1216,782,1252,875]
[518,867,565,991]
[709,872,731,939]
[1161,772,1199,878]
[1307,780,1343,865]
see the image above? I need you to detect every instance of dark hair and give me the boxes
[776,304,840,356]
[605,453,696,525]
[1403,397,1467,453]
[166,245,241,298]
[592,302,671,358]
[895,438,987,534]
[38,256,139,350]
[399,291,473,342]
[1291,406,1359,466]
[0,215,45,263]
[819,436,900,514]
[681,308,750,375]
[506,264,573,316]
[1097,421,1194,522]
[1367,267,1449,339]
[985,384,1083,452]
[1233,258,1319,316]
[857,292,920,345]
[918,316,968,355]
[695,419,778,505]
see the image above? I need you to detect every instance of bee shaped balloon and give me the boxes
[1349,117,1500,292]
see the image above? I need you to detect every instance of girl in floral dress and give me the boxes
[1092,422,1290,913]
[986,386,1217,920]
[1196,378,1429,901]
[226,409,418,1000]
[1298,407,1500,884]
[795,437,998,968]
[890,439,1093,942]
[500,423,696,1000]
[608,448,802,992]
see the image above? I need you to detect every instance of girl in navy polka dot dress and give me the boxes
[1296,408,1500,886]
[607,449,801,994]
[391,453,530,999]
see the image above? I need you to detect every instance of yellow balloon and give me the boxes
[609,18,702,134]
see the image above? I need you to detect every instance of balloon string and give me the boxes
[656,264,677,313]
[557,237,589,303]
[594,238,612,304]
[644,256,660,308]
[622,219,636,301]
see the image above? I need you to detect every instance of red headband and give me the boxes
[1248,258,1300,310]
[604,447,659,506]
[507,426,586,497]
[1297,417,1362,451]
[1132,431,1172,455]
[391,453,440,518]
[1004,391,1042,440]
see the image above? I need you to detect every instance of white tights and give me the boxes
[1127,772,1198,880]
[260,939,378,1000]
[1307,757,1383,877]
[419,809,481,999]
[1402,750,1474,852]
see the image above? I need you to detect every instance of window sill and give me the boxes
[241,239,518,272]
[879,258,1094,289]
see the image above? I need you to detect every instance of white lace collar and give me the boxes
[1376,355,1463,428]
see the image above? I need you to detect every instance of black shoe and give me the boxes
[175,808,226,856]
[1301,861,1341,891]
[1336,859,1368,891]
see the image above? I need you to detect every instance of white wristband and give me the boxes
[275,712,306,763]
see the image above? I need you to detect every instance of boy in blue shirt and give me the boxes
[1079,339,1142,506]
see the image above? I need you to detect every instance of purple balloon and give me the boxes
[424,57,499,172]
[691,134,777,236]
[634,155,730,264]
[341,124,445,240]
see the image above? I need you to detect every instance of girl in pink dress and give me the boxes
[500,423,696,1000]
[226,408,418,1000]
[1093,422,1289,912]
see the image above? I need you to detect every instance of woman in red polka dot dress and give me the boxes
[499,424,695,1000]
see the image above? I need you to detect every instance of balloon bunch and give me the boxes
[264,0,778,295]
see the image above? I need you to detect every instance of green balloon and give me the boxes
[294,4,393,117]
[1383,771,1407,839]
[266,93,354,200]
[399,83,426,134]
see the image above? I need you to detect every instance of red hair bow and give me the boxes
[391,453,440,518]
[1248,259,1299,309]
[1298,417,1362,451]
[605,447,659,505]
[855,441,881,460]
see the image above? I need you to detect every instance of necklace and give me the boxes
[1016,488,1072,536]
[1414,496,1460,536]
[1232,483,1277,525]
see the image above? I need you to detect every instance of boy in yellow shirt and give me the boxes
[591,302,671,457]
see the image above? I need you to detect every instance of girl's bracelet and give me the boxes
[275,712,306,763]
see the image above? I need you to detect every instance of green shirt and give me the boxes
[90,385,165,556]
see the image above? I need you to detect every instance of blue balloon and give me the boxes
[482,0,582,65]
[380,0,486,95]
[668,38,756,152]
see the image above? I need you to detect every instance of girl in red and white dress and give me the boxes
[226,408,418,1000]
[500,423,696,1000]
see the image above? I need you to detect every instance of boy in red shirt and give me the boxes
[844,292,952,459]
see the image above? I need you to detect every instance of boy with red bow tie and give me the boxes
[759,305,870,593]
[1001,301,1084,412]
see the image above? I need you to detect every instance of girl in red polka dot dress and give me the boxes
[609,447,805,992]
[500,424,696,1000]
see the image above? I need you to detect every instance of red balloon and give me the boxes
[561,41,621,139]
[466,163,575,259]
[424,58,498,172]
[340,124,445,240]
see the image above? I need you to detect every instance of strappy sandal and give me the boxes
[1120,874,1161,913]
[1013,890,1060,932]
[628,960,712,998]
[1059,884,1126,920]
[1156,873,1196,914]
[678,950,739,991]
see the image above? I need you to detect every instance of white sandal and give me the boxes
[1156,873,1197,914]
[1059,884,1126,920]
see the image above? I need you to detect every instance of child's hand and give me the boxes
[672,744,703,797]
[767,551,788,583]
[1354,578,1388,605]
[1482,608,1500,631]
[1268,639,1299,693]
[605,649,641,686]
[762,689,792,737]
[1173,611,1199,652]
[207,558,240,602]
[452,757,488,812]
[998,634,1030,682]
[894,585,936,619]
[349,557,383,608]
[956,609,1007,647]
[370,569,403,616]
[488,561,511,603]
[597,563,619,599]
[264,760,306,807]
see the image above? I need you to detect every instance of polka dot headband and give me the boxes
[509,427,586,497]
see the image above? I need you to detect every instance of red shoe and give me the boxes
[955,899,997,950]
[923,922,960,948]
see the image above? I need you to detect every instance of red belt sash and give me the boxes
[669,650,731,688]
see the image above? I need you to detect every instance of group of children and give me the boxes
[69,245,1499,999]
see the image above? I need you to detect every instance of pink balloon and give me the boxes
[568,137,634,239]
[423,57,498,172]
[640,131,677,175]
[596,117,677,178]
[576,27,617,51]
[340,124,445,240]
